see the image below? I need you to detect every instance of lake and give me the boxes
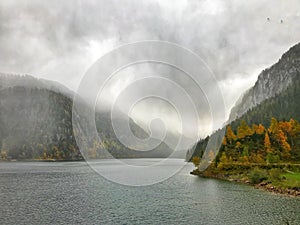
[0,159,300,225]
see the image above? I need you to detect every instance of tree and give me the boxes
[222,137,227,146]
[0,150,7,160]
[252,124,258,135]
[266,153,280,163]
[250,153,265,163]
[192,156,200,167]
[268,117,279,134]
[226,125,237,143]
[219,152,228,164]
[237,120,253,139]
[52,146,61,159]
[217,152,228,169]
[264,132,272,153]
[42,150,48,160]
[238,155,249,164]
[277,130,290,151]
[279,121,292,134]
[235,141,242,149]
[276,130,291,161]
[253,124,265,135]
[290,119,300,135]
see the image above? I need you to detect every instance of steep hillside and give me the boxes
[229,43,300,122]
[0,86,80,160]
[230,74,300,130]
[188,42,300,161]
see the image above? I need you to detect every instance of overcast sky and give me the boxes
[1,0,300,138]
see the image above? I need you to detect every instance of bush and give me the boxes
[266,153,280,163]
[249,168,268,184]
[268,168,282,181]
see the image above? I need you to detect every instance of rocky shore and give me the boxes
[255,182,300,197]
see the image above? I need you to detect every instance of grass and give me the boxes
[279,172,300,189]
[194,162,300,194]
[283,172,300,180]
[266,171,300,189]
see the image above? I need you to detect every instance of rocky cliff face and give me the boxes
[229,42,300,122]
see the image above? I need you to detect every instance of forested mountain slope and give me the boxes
[0,75,173,160]
[187,42,300,162]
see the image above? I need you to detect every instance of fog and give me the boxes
[1,0,300,138]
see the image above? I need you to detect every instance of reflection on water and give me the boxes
[0,159,300,225]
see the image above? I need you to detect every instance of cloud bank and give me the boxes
[1,0,300,137]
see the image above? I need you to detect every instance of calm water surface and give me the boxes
[0,159,299,225]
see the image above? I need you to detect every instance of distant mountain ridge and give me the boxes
[0,73,74,98]
[229,42,300,122]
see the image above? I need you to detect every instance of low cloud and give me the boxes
[1,0,299,137]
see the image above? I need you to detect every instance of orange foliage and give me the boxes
[264,132,272,153]
[226,126,237,142]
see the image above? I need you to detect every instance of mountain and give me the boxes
[0,73,74,98]
[228,42,300,122]
[0,74,173,160]
[229,74,300,130]
[0,84,80,160]
[187,42,300,161]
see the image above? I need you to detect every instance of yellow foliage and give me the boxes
[192,156,200,167]
[268,117,278,134]
[220,152,228,163]
[0,150,7,160]
[235,141,242,149]
[238,155,249,164]
[237,120,253,139]
[250,153,265,163]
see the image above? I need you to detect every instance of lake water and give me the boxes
[0,159,300,225]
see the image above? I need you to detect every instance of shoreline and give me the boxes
[0,157,186,163]
[190,169,300,197]
[0,159,85,162]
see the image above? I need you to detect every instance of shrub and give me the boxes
[268,168,282,181]
[266,153,280,163]
[249,168,268,184]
